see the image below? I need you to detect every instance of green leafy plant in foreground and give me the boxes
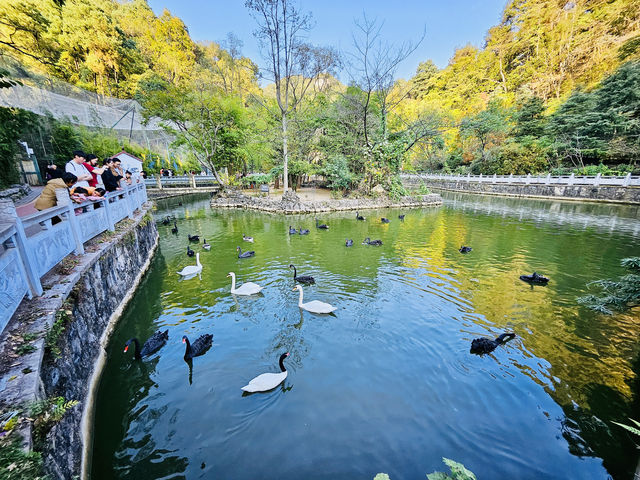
[578,257,640,314]
[374,458,476,480]
[29,397,79,445]
[612,418,640,437]
[0,434,46,480]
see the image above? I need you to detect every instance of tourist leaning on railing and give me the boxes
[65,150,92,189]
[34,172,77,211]
[83,153,107,188]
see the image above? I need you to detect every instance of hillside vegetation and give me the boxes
[1,0,639,190]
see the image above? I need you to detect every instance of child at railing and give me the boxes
[70,186,106,202]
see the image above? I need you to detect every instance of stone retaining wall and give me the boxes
[402,177,640,204]
[0,205,158,479]
[210,190,442,213]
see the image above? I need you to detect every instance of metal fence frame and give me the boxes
[0,183,148,333]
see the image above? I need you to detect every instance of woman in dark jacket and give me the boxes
[101,158,123,192]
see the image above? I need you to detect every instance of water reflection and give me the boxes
[445,191,640,235]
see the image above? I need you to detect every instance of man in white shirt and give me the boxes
[65,150,92,188]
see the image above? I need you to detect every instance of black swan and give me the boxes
[171,222,178,234]
[459,246,472,254]
[237,246,255,258]
[124,330,169,359]
[520,272,549,285]
[161,216,171,225]
[398,214,405,220]
[356,212,365,221]
[345,239,354,247]
[289,264,315,284]
[363,237,383,246]
[187,245,195,257]
[299,228,310,235]
[470,333,516,354]
[188,234,200,242]
[289,225,298,234]
[381,217,390,223]
[182,334,213,360]
[315,218,329,229]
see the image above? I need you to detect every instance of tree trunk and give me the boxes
[282,113,289,192]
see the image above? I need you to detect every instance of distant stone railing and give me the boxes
[402,172,640,187]
[144,174,220,189]
[0,183,148,333]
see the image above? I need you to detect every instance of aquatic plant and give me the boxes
[578,257,640,314]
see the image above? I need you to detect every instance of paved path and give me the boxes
[14,186,43,217]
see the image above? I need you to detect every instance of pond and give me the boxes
[90,192,640,480]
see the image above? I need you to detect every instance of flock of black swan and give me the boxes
[134,206,558,390]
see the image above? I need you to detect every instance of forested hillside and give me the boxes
[1,0,639,190]
[401,0,640,174]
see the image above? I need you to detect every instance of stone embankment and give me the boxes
[210,190,442,213]
[0,204,158,479]
[403,177,640,205]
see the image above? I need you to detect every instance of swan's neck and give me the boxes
[237,248,242,256]
[292,266,297,279]
[298,288,304,307]
[196,254,201,267]
[132,338,141,359]
[230,274,236,291]
[183,338,191,358]
[279,357,287,372]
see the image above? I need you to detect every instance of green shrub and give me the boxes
[323,155,354,191]
[0,434,46,480]
[578,257,640,314]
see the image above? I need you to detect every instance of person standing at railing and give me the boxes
[102,158,124,192]
[83,154,107,188]
[65,150,92,189]
[34,172,77,211]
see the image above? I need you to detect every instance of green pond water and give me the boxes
[90,191,640,479]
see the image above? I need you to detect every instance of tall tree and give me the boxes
[245,0,339,191]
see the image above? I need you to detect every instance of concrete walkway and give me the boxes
[14,186,43,217]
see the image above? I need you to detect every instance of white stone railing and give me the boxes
[0,183,148,333]
[144,174,220,189]
[402,172,640,187]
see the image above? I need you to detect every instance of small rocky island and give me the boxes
[210,189,442,214]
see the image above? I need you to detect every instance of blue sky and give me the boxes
[148,0,507,80]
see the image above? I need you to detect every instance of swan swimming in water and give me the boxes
[241,353,290,392]
[182,334,213,360]
[243,234,254,243]
[459,246,472,253]
[227,272,263,295]
[236,246,255,258]
[289,264,315,284]
[124,330,169,359]
[202,238,211,250]
[293,284,336,314]
[470,333,516,354]
[177,252,202,276]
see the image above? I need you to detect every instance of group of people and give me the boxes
[36,150,139,211]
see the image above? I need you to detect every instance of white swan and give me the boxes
[227,272,263,295]
[241,353,289,392]
[177,252,202,276]
[293,284,336,314]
